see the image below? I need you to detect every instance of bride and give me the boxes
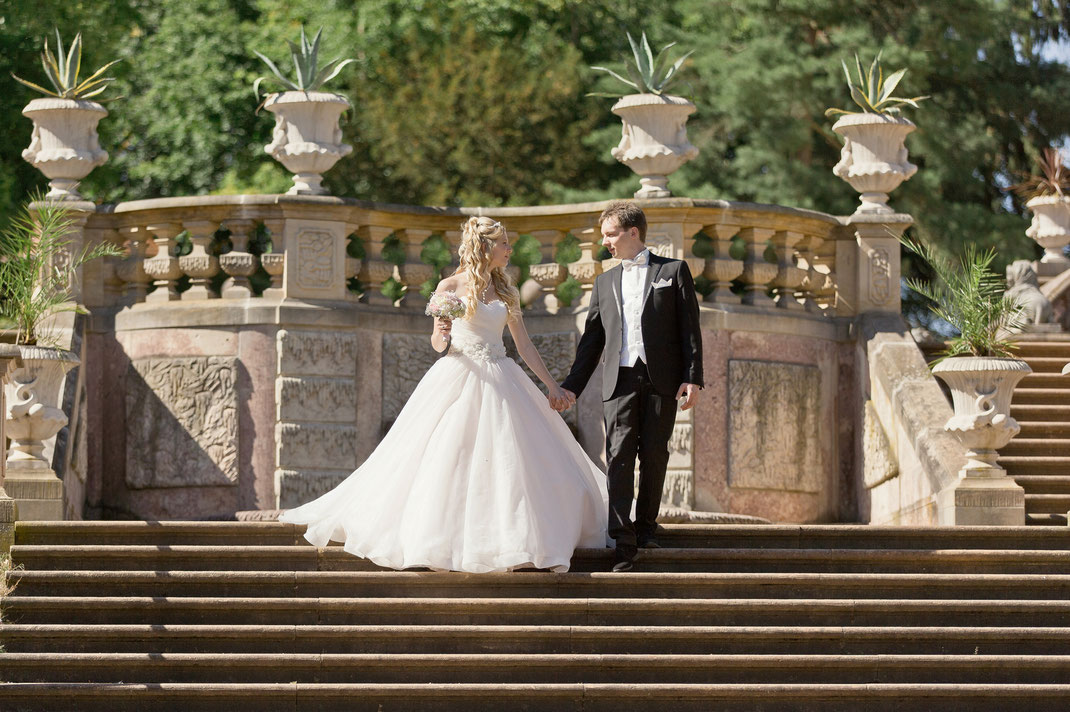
[280,216,609,573]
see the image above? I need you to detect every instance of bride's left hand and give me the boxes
[547,384,572,412]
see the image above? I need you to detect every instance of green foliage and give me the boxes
[252,26,357,103]
[12,29,120,100]
[901,236,1023,360]
[589,30,692,97]
[0,193,123,345]
[825,52,928,117]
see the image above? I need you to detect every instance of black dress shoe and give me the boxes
[611,546,637,572]
[611,558,634,572]
[637,537,660,549]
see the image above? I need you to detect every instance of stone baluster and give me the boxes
[357,226,399,306]
[0,345,22,553]
[259,218,285,300]
[527,229,568,313]
[769,230,806,310]
[219,218,257,299]
[397,228,435,309]
[179,219,220,300]
[116,226,152,305]
[701,225,742,304]
[566,226,603,306]
[794,232,826,313]
[143,222,184,303]
[80,227,122,309]
[441,229,462,279]
[737,227,778,308]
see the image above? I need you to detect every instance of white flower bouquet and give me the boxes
[425,290,466,320]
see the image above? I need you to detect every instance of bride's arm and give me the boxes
[507,313,569,401]
[430,276,461,352]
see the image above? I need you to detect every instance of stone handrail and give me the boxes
[71,194,907,319]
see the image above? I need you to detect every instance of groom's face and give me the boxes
[600,217,644,260]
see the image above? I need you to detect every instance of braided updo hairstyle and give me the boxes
[457,217,521,321]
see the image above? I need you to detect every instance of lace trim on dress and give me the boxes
[449,332,507,363]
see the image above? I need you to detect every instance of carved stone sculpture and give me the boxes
[610,94,699,199]
[1025,195,1070,269]
[832,114,917,214]
[1005,260,1053,329]
[21,98,108,200]
[263,91,352,195]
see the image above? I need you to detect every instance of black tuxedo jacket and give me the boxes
[562,253,704,401]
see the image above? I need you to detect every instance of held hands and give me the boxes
[676,383,699,411]
[547,385,577,413]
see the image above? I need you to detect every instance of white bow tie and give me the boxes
[622,253,649,271]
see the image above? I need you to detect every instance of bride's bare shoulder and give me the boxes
[435,274,464,295]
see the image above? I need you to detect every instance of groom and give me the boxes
[559,200,703,572]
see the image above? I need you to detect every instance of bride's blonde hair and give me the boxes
[457,217,521,321]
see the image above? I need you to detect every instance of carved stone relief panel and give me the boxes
[647,233,675,258]
[728,359,822,493]
[276,422,359,470]
[275,468,351,508]
[125,357,239,489]
[277,330,358,377]
[277,376,358,423]
[869,247,891,305]
[296,230,335,289]
[381,333,440,428]
[662,469,694,509]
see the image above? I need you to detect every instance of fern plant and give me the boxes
[901,237,1024,362]
[826,51,928,117]
[0,193,123,346]
[11,29,120,101]
[589,31,692,97]
[252,26,357,103]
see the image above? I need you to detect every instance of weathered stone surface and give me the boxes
[275,468,351,509]
[275,422,358,470]
[662,469,694,509]
[277,330,357,377]
[863,400,898,489]
[381,333,440,428]
[728,359,822,493]
[295,229,335,289]
[277,376,357,423]
[505,331,578,428]
[125,357,239,489]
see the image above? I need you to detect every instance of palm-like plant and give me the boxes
[11,30,120,100]
[252,26,357,103]
[825,52,928,117]
[589,31,692,97]
[0,194,123,346]
[1010,147,1070,200]
[901,237,1023,361]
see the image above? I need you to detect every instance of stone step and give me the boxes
[1018,422,1070,438]
[1011,339,1070,355]
[1028,513,1069,525]
[1018,373,1070,389]
[999,456,1070,475]
[11,570,1070,600]
[12,545,1070,574]
[1013,475,1070,494]
[1018,357,1070,373]
[3,682,1070,712]
[1011,404,1070,420]
[1001,438,1070,456]
[5,623,1070,655]
[1025,494,1070,514]
[1007,388,1070,405]
[6,596,1069,628]
[18,522,1070,551]
[3,652,1070,685]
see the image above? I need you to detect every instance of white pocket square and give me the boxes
[652,278,673,289]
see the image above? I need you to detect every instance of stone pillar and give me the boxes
[528,229,567,313]
[850,213,913,314]
[116,226,152,305]
[280,216,348,301]
[0,345,23,553]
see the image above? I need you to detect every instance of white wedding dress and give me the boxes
[279,299,609,573]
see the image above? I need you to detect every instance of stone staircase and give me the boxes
[3,522,1070,710]
[1000,336,1070,525]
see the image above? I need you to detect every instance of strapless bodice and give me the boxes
[449,300,509,362]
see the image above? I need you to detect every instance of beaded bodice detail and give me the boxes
[449,299,509,362]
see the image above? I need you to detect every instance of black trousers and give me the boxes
[603,360,678,550]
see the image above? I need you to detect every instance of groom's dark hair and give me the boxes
[599,200,647,242]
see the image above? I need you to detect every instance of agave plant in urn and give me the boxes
[903,237,1030,524]
[0,195,122,519]
[590,31,698,199]
[826,52,929,215]
[253,26,357,195]
[13,30,121,201]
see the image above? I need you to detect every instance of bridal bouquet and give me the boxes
[425,291,466,320]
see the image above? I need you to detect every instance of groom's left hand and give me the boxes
[676,383,699,411]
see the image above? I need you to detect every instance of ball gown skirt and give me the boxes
[279,299,609,573]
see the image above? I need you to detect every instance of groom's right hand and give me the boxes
[560,388,576,411]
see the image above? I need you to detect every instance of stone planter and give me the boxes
[832,113,917,214]
[932,356,1031,526]
[1025,195,1070,269]
[22,98,109,200]
[610,94,699,199]
[263,91,352,195]
[4,345,79,521]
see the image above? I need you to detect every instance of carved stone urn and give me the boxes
[832,113,917,214]
[4,345,79,521]
[263,91,352,195]
[932,357,1031,474]
[610,94,699,199]
[1025,195,1070,269]
[22,98,109,200]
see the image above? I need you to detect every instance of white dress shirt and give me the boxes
[619,249,650,367]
